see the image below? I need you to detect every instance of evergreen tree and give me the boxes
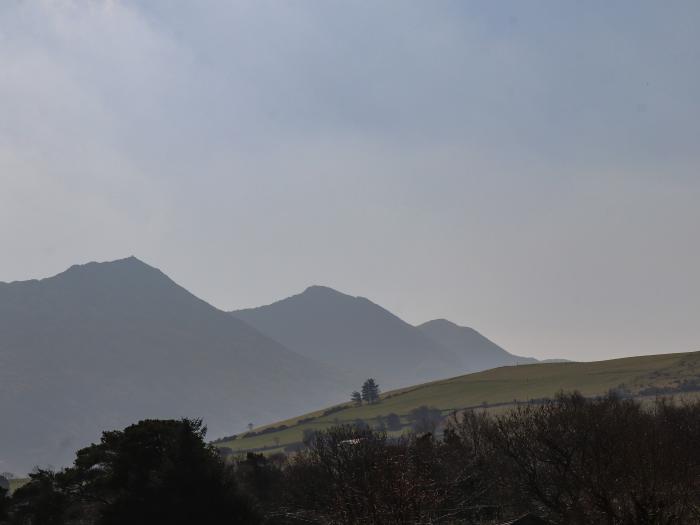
[351,391,362,406]
[9,419,260,525]
[361,378,380,404]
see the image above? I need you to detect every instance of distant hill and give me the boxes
[417,318,538,371]
[232,286,463,389]
[217,350,700,454]
[0,258,351,474]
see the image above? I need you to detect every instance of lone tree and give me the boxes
[351,391,363,406]
[361,378,380,404]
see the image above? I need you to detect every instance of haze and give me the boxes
[1,1,698,361]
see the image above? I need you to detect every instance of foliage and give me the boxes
[280,426,470,524]
[0,488,9,523]
[7,394,700,524]
[385,412,402,431]
[447,392,700,524]
[235,453,286,514]
[5,419,260,525]
[408,405,443,434]
[361,378,380,404]
[266,394,700,524]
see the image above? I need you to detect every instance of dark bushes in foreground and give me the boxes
[452,393,700,524]
[4,419,259,525]
[269,393,700,524]
[4,393,700,524]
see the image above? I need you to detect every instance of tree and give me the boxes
[447,392,700,524]
[9,419,260,525]
[302,428,317,445]
[7,469,72,525]
[353,418,369,430]
[408,406,443,434]
[385,413,402,431]
[361,378,380,404]
[374,416,387,432]
[235,453,284,512]
[0,486,9,523]
[351,390,362,406]
[282,425,448,524]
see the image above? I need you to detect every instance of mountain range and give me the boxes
[1,257,544,474]
[0,258,350,474]
[233,286,538,389]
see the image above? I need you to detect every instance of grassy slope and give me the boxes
[217,351,700,453]
[8,478,29,493]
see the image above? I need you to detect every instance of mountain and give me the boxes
[0,258,351,474]
[417,319,538,371]
[232,285,463,390]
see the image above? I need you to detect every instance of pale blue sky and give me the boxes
[1,1,698,360]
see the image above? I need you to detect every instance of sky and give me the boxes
[1,1,699,361]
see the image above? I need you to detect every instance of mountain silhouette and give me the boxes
[417,318,538,370]
[0,258,350,474]
[232,285,463,389]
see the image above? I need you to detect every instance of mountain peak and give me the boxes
[420,318,459,329]
[298,285,367,303]
[67,255,150,271]
[1,257,159,287]
[418,320,539,371]
[57,256,161,280]
[302,284,342,295]
[233,286,461,389]
[0,258,352,473]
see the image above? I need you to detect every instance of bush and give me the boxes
[447,392,700,524]
[385,412,402,431]
[408,406,443,434]
[282,426,452,524]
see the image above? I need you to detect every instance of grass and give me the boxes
[8,478,29,494]
[215,350,700,454]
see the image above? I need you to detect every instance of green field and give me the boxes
[216,351,700,454]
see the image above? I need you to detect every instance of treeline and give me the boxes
[3,393,700,524]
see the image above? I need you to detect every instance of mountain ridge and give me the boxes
[232,285,526,390]
[0,258,351,474]
[232,284,463,389]
[417,318,539,370]
[233,285,544,387]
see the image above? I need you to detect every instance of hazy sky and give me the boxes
[1,1,698,361]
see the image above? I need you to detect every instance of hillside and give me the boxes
[216,350,700,454]
[418,318,538,370]
[233,286,463,389]
[0,258,352,474]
